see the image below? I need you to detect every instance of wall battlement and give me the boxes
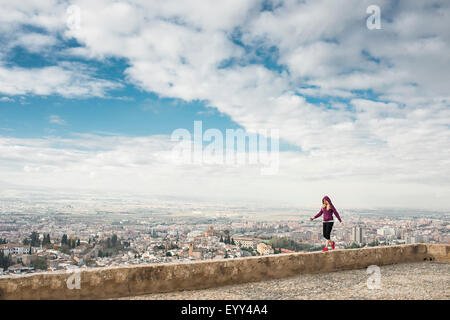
[0,243,448,300]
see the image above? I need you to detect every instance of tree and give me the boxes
[231,238,235,245]
[61,234,68,245]
[0,251,12,271]
[268,236,315,252]
[65,238,75,249]
[344,242,361,249]
[42,234,51,246]
[77,239,81,247]
[111,234,118,247]
[30,232,40,247]
[31,257,47,270]
[368,240,380,247]
[220,235,224,242]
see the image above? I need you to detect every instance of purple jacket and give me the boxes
[313,196,342,223]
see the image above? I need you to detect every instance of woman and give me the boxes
[310,196,344,251]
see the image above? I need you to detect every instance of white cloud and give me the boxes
[0,96,14,102]
[0,0,67,35]
[0,0,449,208]
[48,115,67,125]
[0,62,121,97]
[10,32,58,53]
[0,134,447,209]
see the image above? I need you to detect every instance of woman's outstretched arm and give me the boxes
[311,208,323,220]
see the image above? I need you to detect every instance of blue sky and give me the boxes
[0,88,237,138]
[0,25,300,152]
[1,45,240,138]
[0,0,449,209]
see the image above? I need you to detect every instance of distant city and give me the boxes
[0,194,448,276]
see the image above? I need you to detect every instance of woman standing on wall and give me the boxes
[310,196,344,251]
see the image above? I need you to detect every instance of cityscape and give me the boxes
[1,194,448,276]
[0,0,449,305]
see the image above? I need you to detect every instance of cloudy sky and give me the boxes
[0,0,449,210]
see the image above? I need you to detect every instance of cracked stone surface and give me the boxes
[117,262,449,300]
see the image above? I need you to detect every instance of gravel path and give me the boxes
[118,262,449,300]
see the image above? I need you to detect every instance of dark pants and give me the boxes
[323,222,334,240]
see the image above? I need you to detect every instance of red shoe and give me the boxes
[331,241,335,250]
[322,247,328,252]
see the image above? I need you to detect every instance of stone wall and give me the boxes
[0,243,448,300]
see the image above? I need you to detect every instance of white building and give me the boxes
[234,237,257,249]
[352,226,363,244]
[406,236,416,244]
[377,227,395,237]
[0,244,27,255]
